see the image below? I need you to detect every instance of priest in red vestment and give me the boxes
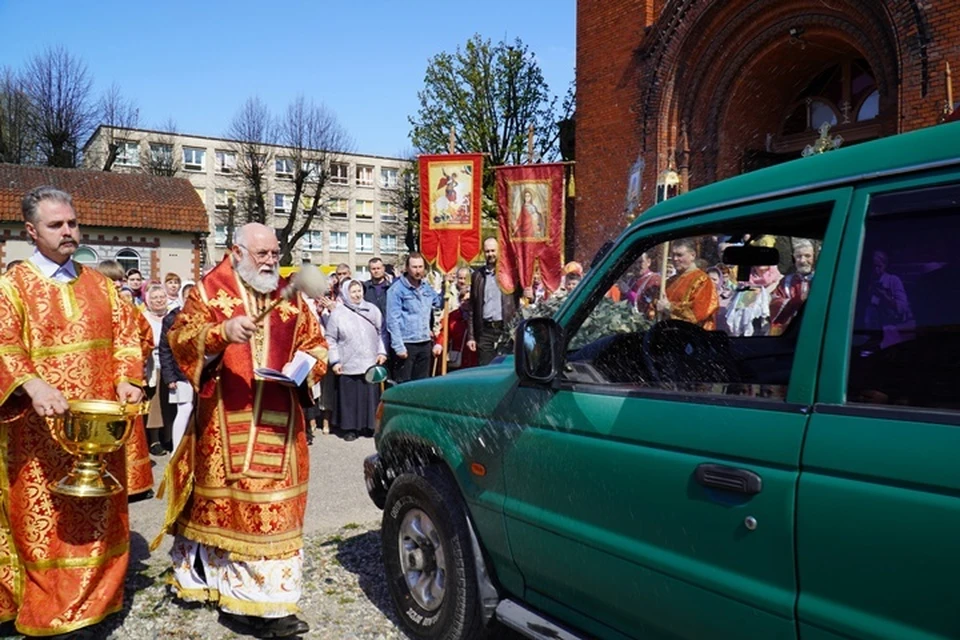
[158,223,328,639]
[657,238,719,329]
[0,186,144,637]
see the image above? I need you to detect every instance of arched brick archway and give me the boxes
[647,0,902,186]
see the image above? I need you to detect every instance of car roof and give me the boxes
[633,121,960,227]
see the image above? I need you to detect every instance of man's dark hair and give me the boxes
[368,257,384,266]
[126,268,142,278]
[406,252,425,268]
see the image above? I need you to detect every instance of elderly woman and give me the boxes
[325,279,387,441]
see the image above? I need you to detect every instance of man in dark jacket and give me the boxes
[467,238,518,365]
[363,257,391,316]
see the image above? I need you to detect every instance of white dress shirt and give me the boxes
[28,249,78,282]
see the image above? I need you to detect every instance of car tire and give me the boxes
[381,466,488,640]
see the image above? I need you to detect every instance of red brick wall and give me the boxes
[575,0,960,262]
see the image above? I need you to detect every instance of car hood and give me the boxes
[382,357,517,417]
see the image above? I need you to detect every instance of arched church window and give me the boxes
[810,100,839,129]
[116,249,141,274]
[73,246,98,265]
[779,58,879,136]
[857,90,879,121]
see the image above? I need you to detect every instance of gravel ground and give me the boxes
[0,434,415,639]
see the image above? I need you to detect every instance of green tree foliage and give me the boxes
[410,35,571,219]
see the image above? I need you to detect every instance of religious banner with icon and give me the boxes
[418,153,484,273]
[495,162,565,295]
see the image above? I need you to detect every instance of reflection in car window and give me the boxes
[848,190,960,410]
[561,210,828,401]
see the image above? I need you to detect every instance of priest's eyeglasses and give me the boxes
[238,244,280,261]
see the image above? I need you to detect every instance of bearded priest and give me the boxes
[158,223,328,639]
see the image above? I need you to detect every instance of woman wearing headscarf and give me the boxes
[325,279,387,441]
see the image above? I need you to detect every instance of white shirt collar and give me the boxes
[29,249,78,282]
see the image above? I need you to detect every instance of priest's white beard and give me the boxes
[236,256,279,294]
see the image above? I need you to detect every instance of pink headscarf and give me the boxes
[749,265,782,289]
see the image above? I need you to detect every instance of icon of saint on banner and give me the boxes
[428,162,474,229]
[509,182,549,241]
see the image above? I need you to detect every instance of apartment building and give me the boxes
[83,126,411,278]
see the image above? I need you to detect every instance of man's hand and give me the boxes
[168,382,177,390]
[396,351,408,360]
[332,363,343,375]
[224,316,258,343]
[466,340,477,352]
[432,344,442,357]
[375,354,387,365]
[22,378,69,417]
[117,382,143,404]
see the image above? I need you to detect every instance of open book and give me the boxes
[255,351,316,386]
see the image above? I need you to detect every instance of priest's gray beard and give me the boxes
[235,256,279,294]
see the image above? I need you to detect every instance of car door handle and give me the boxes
[694,463,763,495]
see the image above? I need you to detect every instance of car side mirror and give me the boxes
[514,317,564,384]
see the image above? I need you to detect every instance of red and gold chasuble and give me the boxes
[158,258,327,558]
[665,268,719,330]
[125,307,154,495]
[0,262,143,635]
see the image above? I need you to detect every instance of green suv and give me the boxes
[364,121,960,640]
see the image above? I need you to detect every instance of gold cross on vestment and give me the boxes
[208,290,244,316]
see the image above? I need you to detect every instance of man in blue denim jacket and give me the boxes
[386,252,443,382]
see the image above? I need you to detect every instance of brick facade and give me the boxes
[575,0,960,261]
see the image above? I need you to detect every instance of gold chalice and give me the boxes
[47,399,147,498]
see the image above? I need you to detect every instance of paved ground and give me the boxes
[132,430,384,560]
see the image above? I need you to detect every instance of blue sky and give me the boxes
[0,0,575,158]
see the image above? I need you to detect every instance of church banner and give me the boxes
[495,163,566,294]
[419,153,484,273]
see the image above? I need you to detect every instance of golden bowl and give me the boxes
[48,399,147,498]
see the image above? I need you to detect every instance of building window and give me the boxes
[356,232,373,253]
[378,201,398,221]
[303,160,320,181]
[183,147,205,172]
[150,143,173,166]
[215,189,237,210]
[275,193,293,214]
[329,197,348,218]
[276,157,294,179]
[857,90,880,122]
[380,167,399,188]
[354,265,370,280]
[356,165,374,187]
[330,162,349,185]
[356,200,374,219]
[380,234,398,253]
[330,231,348,252]
[116,248,141,273]
[115,140,140,166]
[215,150,237,173]
[73,246,98,265]
[214,224,228,247]
[301,230,323,251]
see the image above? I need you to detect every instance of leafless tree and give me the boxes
[387,149,419,253]
[143,117,181,177]
[22,46,95,167]
[226,96,274,226]
[275,95,354,265]
[95,83,140,171]
[0,67,37,164]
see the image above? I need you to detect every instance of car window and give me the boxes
[847,183,960,411]
[561,207,829,401]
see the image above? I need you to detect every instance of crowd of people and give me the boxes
[0,183,832,639]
